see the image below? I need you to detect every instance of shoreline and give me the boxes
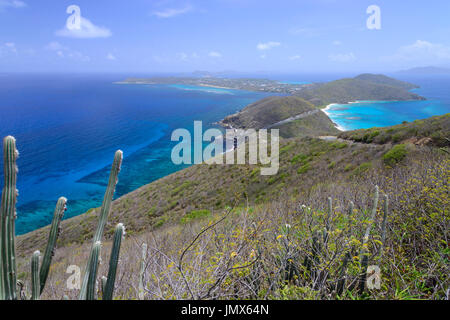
[322,103,347,132]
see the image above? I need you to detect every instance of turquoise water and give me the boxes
[323,76,450,130]
[0,74,274,234]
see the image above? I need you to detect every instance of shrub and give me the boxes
[352,162,372,175]
[383,144,408,166]
[181,209,211,224]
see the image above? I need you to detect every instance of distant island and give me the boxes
[116,76,308,94]
[118,73,425,106]
[396,66,450,75]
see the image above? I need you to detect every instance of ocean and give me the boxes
[0,73,449,235]
[0,74,274,234]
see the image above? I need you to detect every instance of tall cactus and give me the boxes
[86,241,102,300]
[79,150,123,299]
[31,251,40,300]
[103,223,125,300]
[39,197,67,294]
[0,136,19,300]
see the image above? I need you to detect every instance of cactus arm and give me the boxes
[31,251,40,300]
[79,150,122,299]
[138,243,147,300]
[0,136,19,300]
[39,197,67,294]
[103,223,124,300]
[86,241,101,300]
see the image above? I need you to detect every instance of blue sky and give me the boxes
[1,0,450,73]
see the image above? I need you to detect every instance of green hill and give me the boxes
[296,74,425,107]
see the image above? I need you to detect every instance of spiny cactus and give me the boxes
[40,197,67,293]
[79,150,123,300]
[103,223,125,300]
[138,243,147,300]
[31,251,40,300]
[0,136,19,300]
[86,241,101,300]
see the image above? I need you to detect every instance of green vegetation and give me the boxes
[181,209,211,224]
[339,114,450,147]
[383,144,408,166]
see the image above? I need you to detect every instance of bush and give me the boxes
[181,209,211,224]
[383,144,408,166]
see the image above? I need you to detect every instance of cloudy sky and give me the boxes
[1,0,449,73]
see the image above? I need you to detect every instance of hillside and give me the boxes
[338,113,450,146]
[296,75,425,107]
[353,73,419,90]
[16,113,449,255]
[15,118,449,300]
[219,96,339,138]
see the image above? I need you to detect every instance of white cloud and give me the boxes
[209,51,222,58]
[257,41,281,51]
[45,41,90,62]
[260,54,267,59]
[152,5,192,18]
[328,52,356,63]
[289,55,301,61]
[384,40,450,64]
[55,17,112,39]
[0,0,26,10]
[332,40,342,46]
[106,53,116,61]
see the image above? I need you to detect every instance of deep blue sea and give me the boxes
[0,74,274,234]
[0,73,449,235]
